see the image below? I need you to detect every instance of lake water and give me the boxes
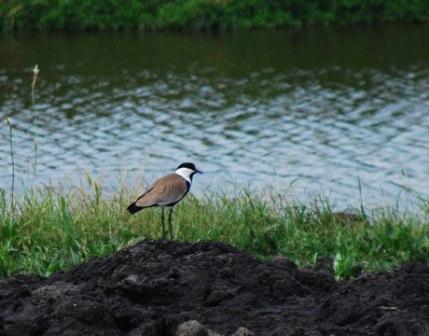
[1,26,428,208]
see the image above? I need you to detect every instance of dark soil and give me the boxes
[0,240,428,335]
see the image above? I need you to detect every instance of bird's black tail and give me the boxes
[127,202,142,214]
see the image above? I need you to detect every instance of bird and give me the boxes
[127,162,202,239]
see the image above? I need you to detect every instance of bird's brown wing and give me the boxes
[134,174,188,208]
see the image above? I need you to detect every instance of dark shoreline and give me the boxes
[2,0,429,33]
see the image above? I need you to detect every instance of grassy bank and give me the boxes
[0,178,428,279]
[1,0,429,33]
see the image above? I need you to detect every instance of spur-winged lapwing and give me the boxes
[127,162,202,239]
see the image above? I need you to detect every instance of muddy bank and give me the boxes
[0,240,428,335]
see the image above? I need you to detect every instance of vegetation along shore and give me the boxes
[0,178,428,279]
[1,0,429,33]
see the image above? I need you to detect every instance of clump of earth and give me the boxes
[0,240,428,335]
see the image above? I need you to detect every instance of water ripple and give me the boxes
[1,29,429,208]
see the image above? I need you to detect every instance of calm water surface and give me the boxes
[1,27,429,208]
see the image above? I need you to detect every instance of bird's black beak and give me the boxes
[195,169,203,174]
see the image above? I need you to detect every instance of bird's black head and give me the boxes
[176,162,197,171]
[175,162,203,180]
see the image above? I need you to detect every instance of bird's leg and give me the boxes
[161,206,166,239]
[168,207,174,240]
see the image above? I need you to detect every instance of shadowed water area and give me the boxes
[1,26,428,208]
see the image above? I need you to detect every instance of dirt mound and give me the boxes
[0,240,428,335]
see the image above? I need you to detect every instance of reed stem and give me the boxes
[31,65,39,105]
[31,65,40,175]
[5,117,15,213]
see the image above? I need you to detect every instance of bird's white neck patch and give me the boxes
[175,168,193,183]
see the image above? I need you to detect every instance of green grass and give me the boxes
[1,0,429,33]
[0,177,428,279]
